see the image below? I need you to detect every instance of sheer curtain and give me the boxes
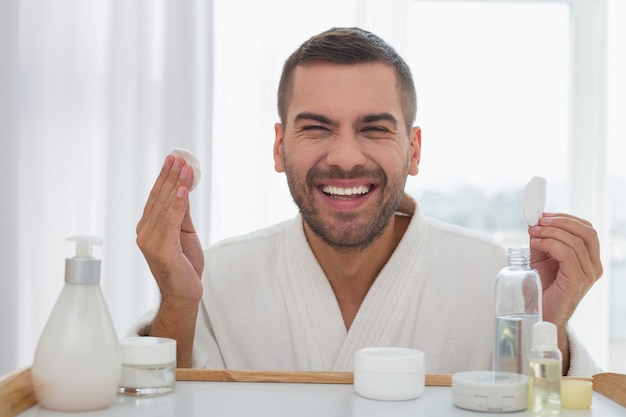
[0,0,212,374]
[0,0,617,376]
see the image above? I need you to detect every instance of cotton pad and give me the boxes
[522,176,547,226]
[169,148,201,191]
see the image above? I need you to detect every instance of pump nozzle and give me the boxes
[65,236,103,284]
[67,236,103,258]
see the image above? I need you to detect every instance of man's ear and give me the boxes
[408,126,421,176]
[273,123,285,173]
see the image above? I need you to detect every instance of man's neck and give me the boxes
[303,209,412,330]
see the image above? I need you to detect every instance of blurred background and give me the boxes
[1,0,624,375]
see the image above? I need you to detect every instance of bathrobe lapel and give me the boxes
[332,210,428,371]
[279,197,427,371]
[280,216,347,371]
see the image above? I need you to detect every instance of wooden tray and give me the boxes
[1,367,623,417]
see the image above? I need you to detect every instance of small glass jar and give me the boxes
[118,337,176,396]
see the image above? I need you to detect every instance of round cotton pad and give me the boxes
[522,176,547,226]
[169,148,201,191]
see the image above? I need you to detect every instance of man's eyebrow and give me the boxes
[293,112,399,128]
[293,112,335,126]
[360,113,399,128]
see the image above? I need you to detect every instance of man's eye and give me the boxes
[363,126,390,133]
[302,125,328,131]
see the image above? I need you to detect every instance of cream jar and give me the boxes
[451,371,528,412]
[118,337,176,396]
[561,379,592,409]
[353,347,425,401]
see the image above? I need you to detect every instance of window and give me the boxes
[210,0,359,241]
[607,0,626,373]
[405,1,569,248]
[210,0,619,371]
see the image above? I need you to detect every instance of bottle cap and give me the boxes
[532,321,558,351]
[65,236,103,284]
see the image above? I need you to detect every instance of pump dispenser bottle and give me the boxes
[493,248,542,375]
[32,236,121,411]
[528,321,562,415]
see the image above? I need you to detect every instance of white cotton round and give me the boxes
[522,176,547,226]
[169,148,201,191]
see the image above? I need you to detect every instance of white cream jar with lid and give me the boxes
[452,371,528,412]
[353,347,425,401]
[118,337,176,396]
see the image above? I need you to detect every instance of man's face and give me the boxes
[274,62,421,251]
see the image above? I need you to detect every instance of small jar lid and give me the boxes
[120,337,176,366]
[354,347,424,374]
[452,371,528,394]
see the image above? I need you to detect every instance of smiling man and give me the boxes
[274,60,420,329]
[135,27,603,376]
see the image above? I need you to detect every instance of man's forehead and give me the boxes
[287,61,404,121]
[291,60,397,81]
[288,61,401,105]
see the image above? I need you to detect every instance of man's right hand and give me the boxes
[136,154,204,367]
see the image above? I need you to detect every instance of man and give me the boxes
[135,27,602,375]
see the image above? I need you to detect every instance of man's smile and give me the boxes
[320,184,373,199]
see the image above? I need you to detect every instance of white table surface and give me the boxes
[19,381,624,417]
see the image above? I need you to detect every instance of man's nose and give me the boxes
[325,132,367,171]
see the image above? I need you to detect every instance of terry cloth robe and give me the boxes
[133,195,600,376]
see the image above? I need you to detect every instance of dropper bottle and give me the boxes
[32,236,121,411]
[528,321,562,415]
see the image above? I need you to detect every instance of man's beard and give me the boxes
[285,164,407,252]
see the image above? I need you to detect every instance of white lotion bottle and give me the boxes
[32,236,121,411]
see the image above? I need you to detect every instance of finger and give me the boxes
[180,199,197,234]
[158,184,191,245]
[145,161,193,237]
[137,155,177,234]
[531,230,590,291]
[530,219,601,287]
[541,212,592,227]
[531,232,593,328]
[538,215,601,277]
[174,163,196,234]
[138,183,191,272]
[139,156,193,235]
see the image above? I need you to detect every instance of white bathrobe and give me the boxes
[134,196,600,376]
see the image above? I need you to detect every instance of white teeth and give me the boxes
[322,185,371,196]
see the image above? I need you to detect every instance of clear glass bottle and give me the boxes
[528,321,562,415]
[32,236,121,412]
[493,248,542,375]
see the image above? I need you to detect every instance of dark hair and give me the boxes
[277,27,417,132]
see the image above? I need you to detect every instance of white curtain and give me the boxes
[1,0,618,375]
[0,0,213,374]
